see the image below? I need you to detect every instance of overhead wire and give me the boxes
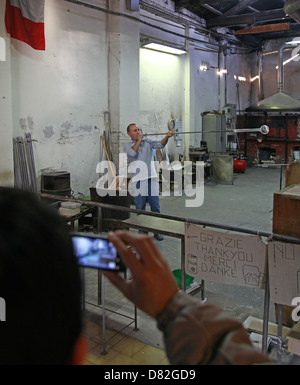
[62,0,251,52]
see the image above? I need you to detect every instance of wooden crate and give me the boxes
[273,183,300,327]
[273,184,300,239]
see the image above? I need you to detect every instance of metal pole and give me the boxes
[39,192,300,245]
[262,254,270,355]
[144,126,269,136]
[101,273,108,355]
[277,304,283,362]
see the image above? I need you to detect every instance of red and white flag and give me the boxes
[5,0,45,50]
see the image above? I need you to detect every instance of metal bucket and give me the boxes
[90,187,131,221]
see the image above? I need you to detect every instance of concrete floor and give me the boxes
[82,166,285,355]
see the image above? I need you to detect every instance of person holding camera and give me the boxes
[0,186,268,365]
[105,231,270,365]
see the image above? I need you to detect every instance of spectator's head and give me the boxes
[0,187,84,364]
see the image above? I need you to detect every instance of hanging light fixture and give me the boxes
[141,36,187,56]
[284,0,300,23]
[142,42,187,55]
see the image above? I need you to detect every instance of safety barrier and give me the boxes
[40,192,300,358]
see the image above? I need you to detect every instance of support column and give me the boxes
[184,27,191,160]
[0,1,14,186]
[107,1,140,174]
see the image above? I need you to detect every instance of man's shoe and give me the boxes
[154,233,164,241]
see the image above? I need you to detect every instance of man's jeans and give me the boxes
[134,178,161,213]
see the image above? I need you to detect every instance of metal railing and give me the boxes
[40,191,300,359]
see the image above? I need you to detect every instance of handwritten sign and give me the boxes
[185,223,267,288]
[268,241,300,306]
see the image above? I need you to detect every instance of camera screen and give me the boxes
[72,234,124,271]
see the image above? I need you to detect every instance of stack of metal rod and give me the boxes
[13,133,38,192]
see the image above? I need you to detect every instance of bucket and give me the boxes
[172,269,194,288]
[41,171,71,202]
[41,171,70,190]
[90,187,131,220]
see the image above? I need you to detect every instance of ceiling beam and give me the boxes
[201,4,222,15]
[174,0,229,11]
[207,9,289,28]
[223,0,259,16]
[247,6,259,13]
[235,22,290,35]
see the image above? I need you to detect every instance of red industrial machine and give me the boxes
[233,156,247,172]
[237,114,300,164]
[238,42,300,164]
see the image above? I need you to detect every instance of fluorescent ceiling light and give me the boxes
[200,61,210,71]
[234,75,247,81]
[285,40,300,45]
[217,69,227,76]
[275,53,300,68]
[251,75,259,82]
[142,43,187,55]
[283,53,300,65]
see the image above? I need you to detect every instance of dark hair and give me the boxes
[0,188,82,364]
[127,123,136,133]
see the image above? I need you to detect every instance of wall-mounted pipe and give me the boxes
[257,41,300,101]
[258,50,278,100]
[278,42,300,92]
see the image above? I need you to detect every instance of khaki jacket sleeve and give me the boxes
[157,292,270,365]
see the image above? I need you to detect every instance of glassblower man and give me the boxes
[124,123,174,241]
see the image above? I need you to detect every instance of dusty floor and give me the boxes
[81,166,289,364]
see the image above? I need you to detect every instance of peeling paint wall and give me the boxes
[0,0,262,196]
[9,0,109,197]
[225,52,252,110]
[139,10,252,157]
[0,1,14,186]
[139,48,185,162]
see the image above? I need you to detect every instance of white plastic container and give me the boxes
[294,151,300,160]
[59,202,82,216]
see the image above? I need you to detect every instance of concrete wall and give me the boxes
[139,48,185,161]
[7,0,110,197]
[1,0,140,197]
[139,11,252,153]
[107,1,140,173]
[0,0,259,195]
[0,1,14,186]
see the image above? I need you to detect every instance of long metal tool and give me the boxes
[144,125,269,136]
[100,135,115,177]
[25,132,38,193]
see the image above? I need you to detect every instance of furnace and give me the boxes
[237,114,300,164]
